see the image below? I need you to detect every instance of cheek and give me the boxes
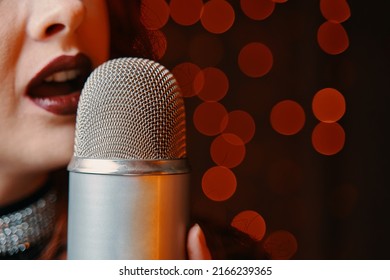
[79,0,110,67]
[0,24,22,103]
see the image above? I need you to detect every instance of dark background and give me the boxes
[159,0,389,259]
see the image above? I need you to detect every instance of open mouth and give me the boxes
[27,53,92,115]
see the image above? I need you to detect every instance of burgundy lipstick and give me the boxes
[27,53,92,115]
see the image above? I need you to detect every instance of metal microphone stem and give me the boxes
[67,158,189,260]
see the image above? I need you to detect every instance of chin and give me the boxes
[37,134,75,172]
[53,150,74,170]
[52,140,75,168]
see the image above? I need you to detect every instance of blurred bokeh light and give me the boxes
[231,210,267,241]
[196,67,229,101]
[201,0,235,34]
[202,166,237,201]
[312,122,345,155]
[320,0,351,23]
[221,110,256,144]
[193,102,228,136]
[317,21,349,55]
[263,230,298,260]
[140,0,170,30]
[240,0,275,21]
[312,88,346,123]
[210,133,246,168]
[169,0,204,26]
[238,42,274,78]
[270,100,306,136]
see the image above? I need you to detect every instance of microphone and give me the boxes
[67,57,189,259]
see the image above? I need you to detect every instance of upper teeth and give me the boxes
[44,69,81,83]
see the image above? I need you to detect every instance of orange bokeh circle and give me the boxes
[317,21,349,55]
[312,88,346,123]
[221,110,256,144]
[140,0,170,30]
[172,62,203,98]
[193,102,228,136]
[210,133,246,168]
[238,42,273,78]
[231,210,267,241]
[270,100,306,136]
[320,0,351,23]
[150,30,167,59]
[170,0,204,26]
[263,230,298,259]
[312,122,345,155]
[240,0,275,21]
[201,0,235,34]
[195,67,229,102]
[202,166,237,201]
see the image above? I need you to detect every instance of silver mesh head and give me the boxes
[74,57,186,160]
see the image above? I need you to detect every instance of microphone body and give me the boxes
[67,57,189,260]
[68,159,189,259]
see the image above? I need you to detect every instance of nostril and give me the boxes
[45,23,65,36]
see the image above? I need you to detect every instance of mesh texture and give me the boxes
[74,57,186,160]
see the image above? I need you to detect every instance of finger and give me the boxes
[187,223,212,260]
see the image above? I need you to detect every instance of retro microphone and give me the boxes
[67,57,189,259]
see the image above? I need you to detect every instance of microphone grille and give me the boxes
[74,57,186,160]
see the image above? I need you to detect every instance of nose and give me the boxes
[27,0,85,41]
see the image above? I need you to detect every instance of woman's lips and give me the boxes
[32,92,81,115]
[27,54,92,115]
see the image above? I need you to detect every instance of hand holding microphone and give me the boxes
[67,57,189,259]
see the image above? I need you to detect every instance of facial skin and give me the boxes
[0,0,110,205]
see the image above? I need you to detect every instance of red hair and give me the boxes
[107,0,156,60]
